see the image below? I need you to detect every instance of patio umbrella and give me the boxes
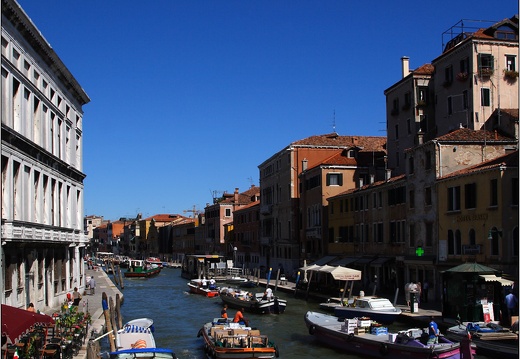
[319,266,362,281]
[1,304,55,342]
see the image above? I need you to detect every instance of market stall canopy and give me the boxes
[443,262,498,273]
[299,264,362,281]
[318,265,362,281]
[1,304,55,342]
[479,274,514,286]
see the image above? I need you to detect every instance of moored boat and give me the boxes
[124,259,161,278]
[197,318,279,359]
[146,257,163,268]
[445,321,518,359]
[108,318,176,359]
[304,311,465,359]
[219,287,286,314]
[187,279,220,297]
[333,295,402,324]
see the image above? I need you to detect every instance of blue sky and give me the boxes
[16,0,518,221]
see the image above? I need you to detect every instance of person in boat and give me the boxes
[209,278,216,290]
[427,316,440,344]
[262,287,273,300]
[221,304,228,319]
[233,308,249,326]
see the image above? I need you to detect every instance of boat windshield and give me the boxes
[370,300,394,309]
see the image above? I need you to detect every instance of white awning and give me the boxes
[479,274,514,286]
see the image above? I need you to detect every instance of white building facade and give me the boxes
[1,0,90,310]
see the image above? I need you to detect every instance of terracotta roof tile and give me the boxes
[439,150,518,180]
[435,128,515,142]
[291,133,386,152]
[413,64,434,75]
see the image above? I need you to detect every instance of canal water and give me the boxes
[104,268,489,359]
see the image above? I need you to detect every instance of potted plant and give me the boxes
[504,70,519,80]
[456,72,469,82]
[479,68,493,77]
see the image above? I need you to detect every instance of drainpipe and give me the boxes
[433,140,442,178]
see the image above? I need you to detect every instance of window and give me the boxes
[506,55,516,71]
[408,157,414,174]
[460,57,469,74]
[444,65,453,85]
[409,190,415,209]
[425,187,432,206]
[417,87,428,104]
[490,227,500,256]
[326,173,343,186]
[490,179,498,206]
[463,90,468,110]
[481,88,490,107]
[407,119,411,134]
[447,230,462,255]
[225,208,231,217]
[478,54,494,74]
[425,151,432,170]
[447,186,461,211]
[395,124,399,139]
[448,96,453,115]
[465,183,477,209]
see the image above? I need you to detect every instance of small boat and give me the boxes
[187,279,220,297]
[107,318,176,359]
[219,287,287,314]
[319,297,352,312]
[115,319,156,350]
[445,321,518,359]
[333,295,402,324]
[197,318,279,359]
[124,259,161,278]
[108,348,176,359]
[305,311,465,359]
[146,257,164,267]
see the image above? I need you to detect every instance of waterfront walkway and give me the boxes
[43,266,124,359]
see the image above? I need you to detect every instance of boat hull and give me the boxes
[124,268,161,278]
[445,322,518,359]
[198,321,278,359]
[220,292,286,314]
[304,311,462,359]
[188,281,220,297]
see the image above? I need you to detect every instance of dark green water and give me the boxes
[103,268,490,359]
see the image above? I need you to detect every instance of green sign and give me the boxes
[416,246,424,257]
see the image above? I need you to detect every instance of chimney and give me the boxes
[370,174,375,184]
[401,56,410,78]
[234,188,239,203]
[302,159,308,171]
[359,178,364,188]
[386,169,392,181]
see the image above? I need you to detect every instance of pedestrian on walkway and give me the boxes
[72,287,82,306]
[89,276,96,295]
[504,289,518,326]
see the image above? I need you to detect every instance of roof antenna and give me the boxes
[332,109,336,133]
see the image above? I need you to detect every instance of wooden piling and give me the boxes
[118,266,124,289]
[116,293,123,329]
[102,292,116,352]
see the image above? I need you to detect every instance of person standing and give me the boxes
[504,289,518,326]
[89,276,96,295]
[427,316,440,344]
[72,287,82,306]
